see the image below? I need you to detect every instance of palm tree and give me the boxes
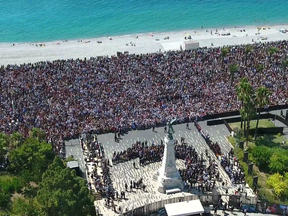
[236,78,249,129]
[229,63,239,87]
[229,64,239,87]
[236,78,255,145]
[268,47,278,62]
[254,87,271,140]
[245,98,256,145]
[244,45,253,66]
[282,59,288,79]
[256,63,264,84]
[221,47,229,66]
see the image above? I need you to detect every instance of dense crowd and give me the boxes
[112,140,163,165]
[194,121,222,156]
[194,121,245,184]
[112,137,221,192]
[1,40,288,151]
[81,133,114,199]
[221,151,245,185]
[178,144,219,192]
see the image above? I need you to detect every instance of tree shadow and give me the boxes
[255,135,281,148]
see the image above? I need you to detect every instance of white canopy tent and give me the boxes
[165,199,204,216]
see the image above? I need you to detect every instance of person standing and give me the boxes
[114,132,118,142]
[214,206,217,216]
[133,161,136,168]
[244,208,247,216]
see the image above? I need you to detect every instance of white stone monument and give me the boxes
[157,119,184,193]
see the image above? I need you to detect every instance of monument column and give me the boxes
[158,120,184,193]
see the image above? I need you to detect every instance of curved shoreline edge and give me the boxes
[1,24,288,66]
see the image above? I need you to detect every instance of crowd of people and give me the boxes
[194,121,222,156]
[178,144,219,193]
[82,133,147,213]
[81,133,114,202]
[112,137,221,193]
[112,140,163,165]
[221,151,245,185]
[1,40,288,152]
[194,121,245,185]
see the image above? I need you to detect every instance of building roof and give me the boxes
[165,199,204,216]
[183,41,199,44]
[66,160,79,169]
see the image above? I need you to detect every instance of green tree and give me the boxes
[267,173,287,198]
[29,128,46,142]
[0,133,9,164]
[254,86,271,140]
[8,137,55,183]
[256,63,264,84]
[12,197,42,216]
[37,157,95,216]
[269,150,288,174]
[282,59,288,79]
[236,78,255,144]
[244,44,253,65]
[251,146,272,169]
[9,132,24,149]
[236,78,248,129]
[228,63,239,87]
[221,47,229,66]
[0,189,11,210]
[268,47,278,62]
[284,172,288,198]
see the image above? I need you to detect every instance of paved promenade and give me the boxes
[97,123,233,163]
[92,122,255,215]
[63,112,288,216]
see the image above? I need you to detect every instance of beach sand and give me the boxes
[1,24,288,66]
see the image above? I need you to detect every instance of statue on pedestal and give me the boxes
[167,119,175,139]
[157,119,183,193]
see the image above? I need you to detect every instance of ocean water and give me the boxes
[0,0,288,43]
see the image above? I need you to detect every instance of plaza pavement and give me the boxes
[92,122,255,215]
[64,138,87,178]
[64,110,287,215]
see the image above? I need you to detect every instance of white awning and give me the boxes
[165,199,204,216]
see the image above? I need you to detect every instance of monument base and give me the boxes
[157,175,184,193]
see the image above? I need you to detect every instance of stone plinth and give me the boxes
[157,135,183,193]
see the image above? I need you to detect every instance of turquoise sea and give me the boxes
[0,0,288,43]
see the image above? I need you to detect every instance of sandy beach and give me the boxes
[1,24,288,66]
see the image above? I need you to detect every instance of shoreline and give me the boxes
[1,23,288,66]
[0,21,286,44]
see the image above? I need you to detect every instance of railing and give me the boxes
[122,194,202,216]
[122,193,260,216]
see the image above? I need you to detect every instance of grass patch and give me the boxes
[256,134,288,149]
[229,119,275,130]
[227,136,236,147]
[253,166,276,202]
